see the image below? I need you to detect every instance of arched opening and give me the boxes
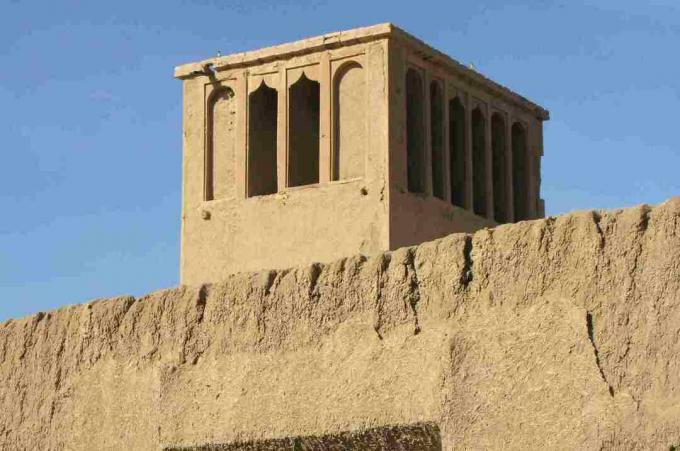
[491,113,508,222]
[206,86,236,201]
[332,62,366,181]
[471,107,487,216]
[247,81,278,197]
[512,122,529,220]
[430,81,444,199]
[406,68,425,193]
[448,97,466,208]
[288,73,320,187]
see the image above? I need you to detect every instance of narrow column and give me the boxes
[234,73,248,199]
[183,78,206,207]
[484,104,494,220]
[318,52,332,183]
[276,66,288,191]
[535,121,545,218]
[388,42,408,198]
[464,95,474,211]
[527,121,541,219]
[423,72,433,196]
[442,83,452,203]
[527,150,537,219]
[505,115,515,222]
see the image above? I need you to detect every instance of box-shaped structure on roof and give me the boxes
[175,23,549,284]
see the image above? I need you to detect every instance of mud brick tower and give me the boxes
[175,24,549,284]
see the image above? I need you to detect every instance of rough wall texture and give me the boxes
[1,198,679,450]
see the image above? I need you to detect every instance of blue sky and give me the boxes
[1,0,678,320]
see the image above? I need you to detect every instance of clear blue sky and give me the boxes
[1,0,678,321]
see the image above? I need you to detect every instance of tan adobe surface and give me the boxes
[177,24,549,284]
[1,198,679,449]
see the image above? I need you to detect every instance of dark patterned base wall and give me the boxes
[165,422,442,451]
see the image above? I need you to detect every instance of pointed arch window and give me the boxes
[288,73,320,187]
[247,81,278,197]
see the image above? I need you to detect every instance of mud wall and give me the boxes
[1,198,679,450]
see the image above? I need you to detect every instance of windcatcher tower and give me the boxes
[175,24,549,284]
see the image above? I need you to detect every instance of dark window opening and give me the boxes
[248,81,278,197]
[449,97,466,208]
[430,81,445,199]
[512,122,529,220]
[472,107,487,216]
[406,68,425,193]
[491,113,508,222]
[288,73,320,187]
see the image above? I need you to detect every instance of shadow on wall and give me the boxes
[164,422,442,450]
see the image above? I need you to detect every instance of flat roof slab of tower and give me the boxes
[175,23,549,285]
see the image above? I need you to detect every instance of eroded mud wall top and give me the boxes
[0,198,678,450]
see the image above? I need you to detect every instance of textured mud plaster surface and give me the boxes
[1,198,679,450]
